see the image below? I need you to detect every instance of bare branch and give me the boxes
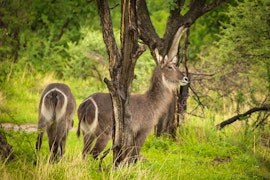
[137,0,227,62]
[96,0,120,80]
[163,0,185,56]
[133,44,147,59]
[189,72,216,77]
[137,0,162,55]
[57,18,70,41]
[203,0,228,12]
[216,105,270,130]
[253,112,270,130]
[110,3,120,10]
[183,0,228,26]
[189,85,205,110]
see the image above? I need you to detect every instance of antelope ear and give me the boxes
[171,56,177,64]
[155,48,163,63]
[164,55,169,63]
[159,55,169,68]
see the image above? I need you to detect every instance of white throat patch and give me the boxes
[162,74,177,91]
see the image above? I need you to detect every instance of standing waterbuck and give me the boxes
[77,48,189,160]
[36,83,76,161]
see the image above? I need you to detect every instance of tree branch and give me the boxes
[102,0,139,166]
[57,18,70,41]
[189,84,205,110]
[183,0,227,26]
[163,0,184,56]
[216,105,270,130]
[96,0,120,81]
[137,0,162,58]
[137,0,227,63]
[203,0,228,12]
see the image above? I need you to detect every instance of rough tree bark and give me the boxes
[137,0,227,137]
[96,0,145,166]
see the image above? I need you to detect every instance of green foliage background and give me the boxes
[0,0,269,179]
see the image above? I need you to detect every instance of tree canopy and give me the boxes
[191,0,270,124]
[0,0,268,129]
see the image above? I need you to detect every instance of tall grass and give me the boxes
[0,48,154,125]
[1,115,269,179]
[0,57,269,179]
[0,70,108,125]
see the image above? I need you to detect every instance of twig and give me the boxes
[57,18,70,41]
[253,112,270,130]
[189,85,205,110]
[110,3,120,10]
[188,72,216,77]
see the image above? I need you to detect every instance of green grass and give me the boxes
[1,118,269,180]
[0,68,269,179]
[0,72,108,125]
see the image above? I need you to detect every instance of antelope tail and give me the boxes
[77,114,84,137]
[77,119,81,137]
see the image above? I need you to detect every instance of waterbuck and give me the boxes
[77,49,189,160]
[36,83,76,162]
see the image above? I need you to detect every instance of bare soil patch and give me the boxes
[0,123,37,132]
[0,123,77,132]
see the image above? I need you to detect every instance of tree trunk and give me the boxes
[177,84,189,126]
[111,0,139,166]
[97,0,143,166]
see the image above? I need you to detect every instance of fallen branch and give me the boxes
[216,105,270,130]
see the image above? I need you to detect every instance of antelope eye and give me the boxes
[168,65,173,70]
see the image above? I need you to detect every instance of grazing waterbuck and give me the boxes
[36,83,76,161]
[76,48,189,160]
